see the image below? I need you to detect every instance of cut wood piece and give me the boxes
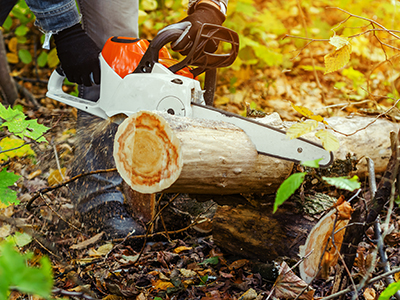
[123,184,156,224]
[114,110,294,194]
[114,110,183,194]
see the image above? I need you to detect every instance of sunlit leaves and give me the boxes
[315,129,340,152]
[287,120,319,139]
[274,172,306,213]
[288,104,339,152]
[0,137,35,161]
[324,35,352,74]
[291,103,326,123]
[322,175,361,191]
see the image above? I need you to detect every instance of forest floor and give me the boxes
[2,1,400,299]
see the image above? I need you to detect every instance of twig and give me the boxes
[366,157,377,199]
[27,168,118,210]
[374,220,400,300]
[52,287,100,300]
[296,0,326,104]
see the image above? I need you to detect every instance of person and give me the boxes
[0,0,229,239]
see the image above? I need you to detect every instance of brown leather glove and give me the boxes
[171,2,226,56]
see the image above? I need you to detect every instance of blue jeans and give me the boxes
[69,0,138,214]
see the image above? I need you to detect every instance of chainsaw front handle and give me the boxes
[134,24,239,77]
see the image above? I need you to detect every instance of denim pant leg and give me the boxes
[69,0,138,214]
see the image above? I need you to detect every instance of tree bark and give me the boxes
[0,31,18,105]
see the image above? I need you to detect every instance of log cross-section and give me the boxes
[113,110,294,194]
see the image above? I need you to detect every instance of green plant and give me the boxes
[273,159,361,212]
[0,103,49,206]
[0,241,53,300]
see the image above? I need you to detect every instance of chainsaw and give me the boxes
[46,24,333,167]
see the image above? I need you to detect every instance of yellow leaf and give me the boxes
[138,10,147,24]
[8,37,18,53]
[6,52,19,64]
[0,137,35,161]
[291,103,325,123]
[47,168,66,186]
[329,35,350,50]
[47,48,59,68]
[173,246,192,253]
[324,43,352,74]
[315,129,340,152]
[286,120,319,139]
[152,279,174,290]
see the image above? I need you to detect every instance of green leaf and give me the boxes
[0,168,21,206]
[18,49,32,64]
[2,16,12,31]
[15,25,29,37]
[0,241,53,299]
[301,158,322,168]
[378,280,400,300]
[199,256,219,265]
[0,103,49,142]
[6,232,32,247]
[37,51,48,68]
[274,172,306,213]
[322,175,361,191]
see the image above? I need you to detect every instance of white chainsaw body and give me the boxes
[47,54,205,119]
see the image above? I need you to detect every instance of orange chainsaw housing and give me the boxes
[101,36,195,79]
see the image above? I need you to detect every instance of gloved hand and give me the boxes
[171,2,226,56]
[53,23,101,86]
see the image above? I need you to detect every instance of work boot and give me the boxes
[81,201,146,239]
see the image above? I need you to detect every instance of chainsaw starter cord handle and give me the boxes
[53,23,101,86]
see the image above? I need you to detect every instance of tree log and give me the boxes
[114,110,294,195]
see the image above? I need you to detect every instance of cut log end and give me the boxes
[113,111,183,194]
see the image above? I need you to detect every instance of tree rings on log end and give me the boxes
[113,111,183,193]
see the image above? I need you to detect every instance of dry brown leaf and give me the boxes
[70,232,105,250]
[48,168,66,186]
[239,288,258,300]
[363,287,376,300]
[274,261,314,300]
[88,243,113,257]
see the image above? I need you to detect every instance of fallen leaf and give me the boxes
[152,279,174,290]
[363,287,376,300]
[180,269,197,278]
[239,288,258,300]
[88,243,113,257]
[48,168,66,186]
[173,246,192,254]
[70,232,105,250]
[274,261,314,300]
[0,224,12,238]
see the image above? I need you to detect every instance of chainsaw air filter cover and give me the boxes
[101,36,195,79]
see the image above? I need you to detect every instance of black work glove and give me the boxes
[53,23,101,86]
[171,3,226,56]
